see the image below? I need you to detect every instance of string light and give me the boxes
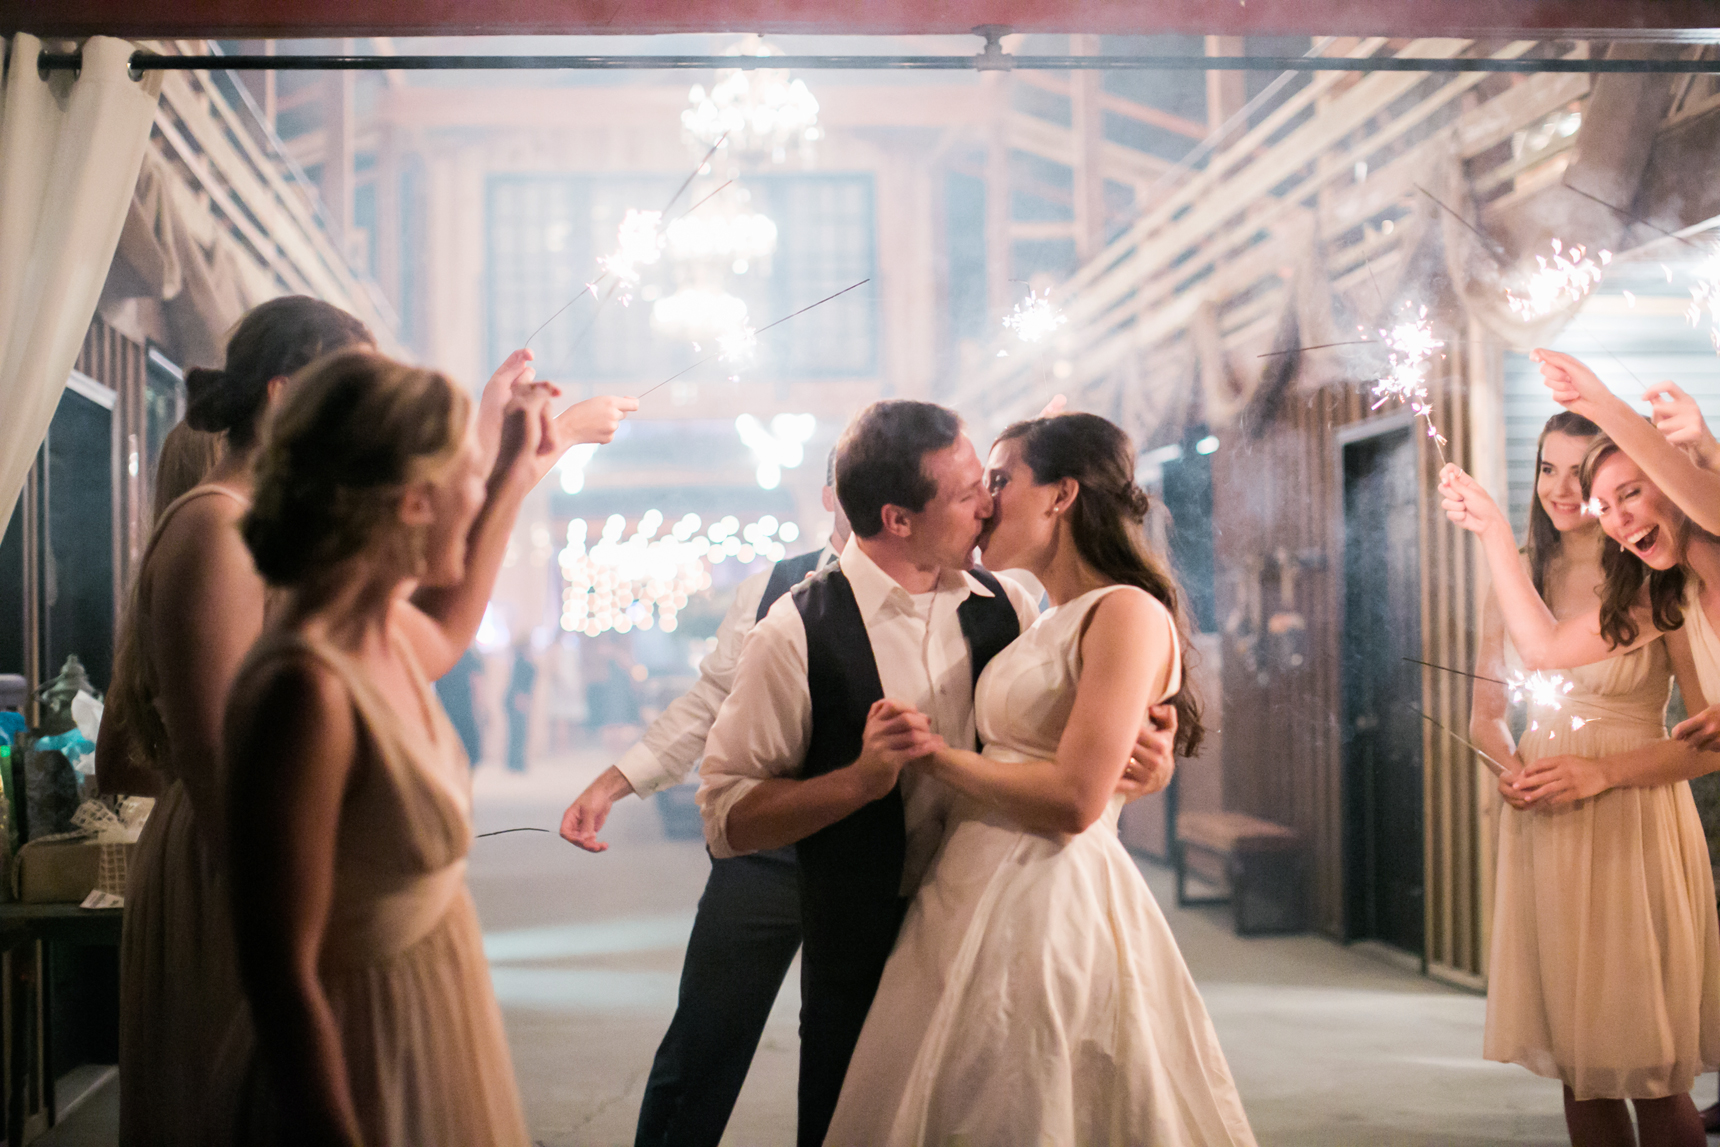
[736,412,816,490]
[558,511,806,636]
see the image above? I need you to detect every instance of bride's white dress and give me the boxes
[825,585,1257,1147]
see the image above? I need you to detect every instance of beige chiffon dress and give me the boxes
[224,631,528,1146]
[119,484,251,1147]
[1484,633,1720,1098]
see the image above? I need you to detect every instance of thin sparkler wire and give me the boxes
[636,278,872,399]
[1403,702,1514,777]
[1257,339,1376,358]
[522,135,731,349]
[1414,183,1506,260]
[475,827,553,839]
[1402,656,1642,723]
[1561,181,1706,251]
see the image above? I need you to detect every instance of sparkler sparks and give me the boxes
[1505,239,1610,321]
[597,209,666,297]
[1003,287,1068,344]
[1370,304,1447,457]
[1507,670,1575,712]
[1686,241,1720,353]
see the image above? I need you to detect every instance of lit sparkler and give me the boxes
[1505,239,1610,321]
[1004,287,1068,344]
[1370,304,1447,458]
[1507,670,1575,712]
[1686,241,1720,353]
[597,209,666,299]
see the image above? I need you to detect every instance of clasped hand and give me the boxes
[855,699,1180,801]
[1498,754,1607,810]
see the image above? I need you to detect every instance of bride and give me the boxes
[825,412,1257,1146]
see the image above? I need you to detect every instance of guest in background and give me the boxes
[150,421,224,523]
[436,646,487,767]
[506,638,538,772]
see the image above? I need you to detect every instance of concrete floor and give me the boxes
[467,746,1717,1147]
[46,742,1719,1145]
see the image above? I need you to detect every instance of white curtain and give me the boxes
[0,35,162,538]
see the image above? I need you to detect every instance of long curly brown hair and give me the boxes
[994,413,1205,757]
[1578,436,1688,649]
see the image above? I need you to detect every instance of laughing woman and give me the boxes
[1441,441,1720,1147]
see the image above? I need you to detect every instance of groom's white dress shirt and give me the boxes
[697,536,1039,894]
[613,542,838,797]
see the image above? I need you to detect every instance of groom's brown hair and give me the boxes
[833,400,963,538]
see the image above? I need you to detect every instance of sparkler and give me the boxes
[1414,183,1507,259]
[1370,304,1447,460]
[1003,287,1068,344]
[522,134,730,348]
[637,278,871,399]
[1403,703,1514,779]
[1256,339,1376,359]
[1403,657,1638,726]
[1505,238,1611,321]
[1507,669,1575,712]
[1686,241,1720,353]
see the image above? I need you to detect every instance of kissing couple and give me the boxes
[697,400,1258,1146]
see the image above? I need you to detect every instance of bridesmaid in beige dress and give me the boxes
[101,297,374,1147]
[220,350,630,1145]
[1443,432,1720,1147]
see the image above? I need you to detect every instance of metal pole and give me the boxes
[35,50,1720,75]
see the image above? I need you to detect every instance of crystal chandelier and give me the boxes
[683,36,822,165]
[665,183,778,275]
[651,285,752,347]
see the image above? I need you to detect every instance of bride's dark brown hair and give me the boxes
[1578,435,1689,649]
[994,413,1204,756]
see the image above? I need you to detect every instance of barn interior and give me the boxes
[4,3,1720,1144]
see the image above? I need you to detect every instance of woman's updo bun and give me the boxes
[242,349,470,588]
[185,296,373,448]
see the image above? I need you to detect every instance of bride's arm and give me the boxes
[921,589,1171,835]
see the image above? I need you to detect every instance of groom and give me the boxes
[697,399,1175,1147]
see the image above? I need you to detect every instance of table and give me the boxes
[0,904,122,1145]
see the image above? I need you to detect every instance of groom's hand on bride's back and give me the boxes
[1115,704,1178,802]
[851,699,945,802]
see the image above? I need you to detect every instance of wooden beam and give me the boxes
[1070,33,1107,260]
[1205,35,1248,147]
[11,0,1715,39]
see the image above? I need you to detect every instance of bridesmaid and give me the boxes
[103,297,375,1147]
[1536,350,1720,751]
[1442,442,1720,1147]
[220,349,621,1144]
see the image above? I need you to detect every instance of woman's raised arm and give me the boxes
[1537,350,1720,535]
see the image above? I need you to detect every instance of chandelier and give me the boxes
[683,36,822,165]
[651,285,753,350]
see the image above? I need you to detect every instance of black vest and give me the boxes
[756,547,827,623]
[790,565,1020,989]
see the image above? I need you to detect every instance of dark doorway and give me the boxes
[1339,421,1424,956]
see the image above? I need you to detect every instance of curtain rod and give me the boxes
[33,50,1720,75]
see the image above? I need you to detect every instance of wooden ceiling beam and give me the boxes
[9,0,1716,40]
